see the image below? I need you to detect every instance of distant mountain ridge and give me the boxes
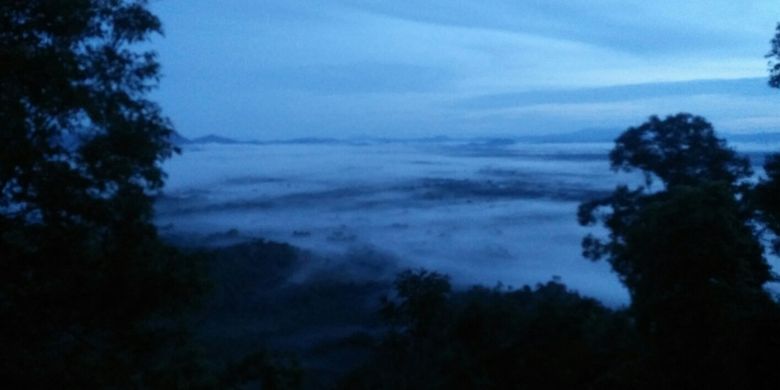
[169,129,780,147]
[167,132,244,145]
[521,129,780,144]
[190,134,242,144]
[515,128,621,143]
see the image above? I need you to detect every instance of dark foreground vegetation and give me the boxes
[4,1,780,388]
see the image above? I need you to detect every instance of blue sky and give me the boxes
[149,0,780,139]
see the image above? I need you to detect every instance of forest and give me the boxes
[3,1,780,389]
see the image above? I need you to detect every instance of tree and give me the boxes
[768,23,780,88]
[579,114,760,280]
[0,1,207,387]
[579,113,780,387]
[343,271,638,389]
[758,26,780,253]
[609,113,751,187]
[754,154,780,254]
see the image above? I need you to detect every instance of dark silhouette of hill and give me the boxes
[191,134,242,144]
[171,129,780,147]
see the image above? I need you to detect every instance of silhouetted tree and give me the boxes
[219,350,303,389]
[757,27,780,253]
[343,270,638,389]
[609,113,751,187]
[768,23,780,88]
[580,114,780,388]
[380,269,452,339]
[754,154,780,254]
[0,1,209,387]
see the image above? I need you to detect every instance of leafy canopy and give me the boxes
[0,1,207,387]
[346,271,637,389]
[0,0,176,226]
[759,26,780,253]
[580,113,770,297]
[609,113,751,187]
[579,112,780,388]
[768,23,780,88]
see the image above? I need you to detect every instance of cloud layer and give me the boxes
[150,1,780,139]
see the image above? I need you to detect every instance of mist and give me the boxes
[154,138,775,306]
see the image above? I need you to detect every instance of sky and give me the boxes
[149,0,780,140]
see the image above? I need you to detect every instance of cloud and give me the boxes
[149,0,780,139]
[333,0,779,56]
[258,63,454,94]
[455,77,773,110]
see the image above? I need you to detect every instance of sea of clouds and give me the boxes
[156,139,780,305]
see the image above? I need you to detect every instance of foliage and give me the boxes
[609,113,751,187]
[755,145,780,255]
[759,27,780,253]
[343,270,639,389]
[580,183,770,292]
[0,1,211,387]
[379,269,452,338]
[579,113,780,388]
[768,23,780,88]
[219,350,303,390]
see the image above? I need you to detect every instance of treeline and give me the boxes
[342,271,638,389]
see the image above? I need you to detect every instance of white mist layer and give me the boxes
[156,140,779,306]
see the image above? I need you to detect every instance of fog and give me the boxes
[156,139,778,306]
